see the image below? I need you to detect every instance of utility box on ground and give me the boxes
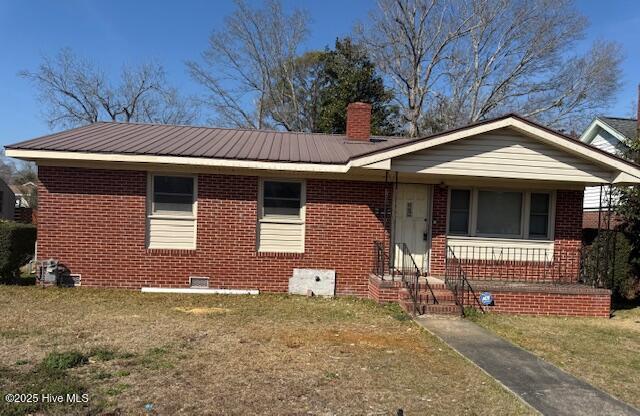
[288,269,336,297]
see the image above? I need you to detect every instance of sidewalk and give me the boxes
[416,316,640,416]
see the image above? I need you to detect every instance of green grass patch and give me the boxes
[41,351,88,371]
[383,302,412,321]
[89,347,117,362]
[105,383,130,396]
[114,369,131,377]
[138,346,173,370]
[0,365,89,416]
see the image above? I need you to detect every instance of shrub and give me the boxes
[0,220,37,281]
[584,231,635,299]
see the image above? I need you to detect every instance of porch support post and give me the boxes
[391,172,399,278]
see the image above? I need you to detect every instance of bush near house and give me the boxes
[0,220,37,282]
[583,230,637,300]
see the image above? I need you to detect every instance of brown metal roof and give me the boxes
[10,114,638,171]
[6,122,411,164]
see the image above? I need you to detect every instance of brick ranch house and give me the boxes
[7,104,640,317]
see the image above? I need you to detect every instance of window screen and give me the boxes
[449,189,470,235]
[263,181,302,217]
[476,191,522,236]
[529,193,550,238]
[153,176,195,215]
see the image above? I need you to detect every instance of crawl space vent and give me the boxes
[189,276,210,289]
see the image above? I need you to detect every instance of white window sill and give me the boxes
[148,215,196,220]
[259,217,304,225]
[448,235,553,244]
[447,236,554,261]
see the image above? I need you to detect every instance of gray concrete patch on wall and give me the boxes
[289,269,336,297]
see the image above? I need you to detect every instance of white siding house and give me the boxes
[580,117,636,211]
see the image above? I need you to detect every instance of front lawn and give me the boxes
[470,307,640,409]
[0,287,531,415]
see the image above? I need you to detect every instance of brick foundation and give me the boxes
[368,275,611,318]
[368,275,404,303]
[37,166,391,296]
[469,282,611,318]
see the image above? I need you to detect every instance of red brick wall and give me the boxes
[429,186,448,275]
[37,166,391,296]
[429,188,584,282]
[583,210,622,230]
[368,275,611,317]
[467,286,611,318]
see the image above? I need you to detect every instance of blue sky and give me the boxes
[1,0,638,147]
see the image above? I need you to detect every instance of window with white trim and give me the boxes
[147,174,197,249]
[257,179,305,253]
[448,188,554,240]
[449,189,470,235]
[528,193,550,238]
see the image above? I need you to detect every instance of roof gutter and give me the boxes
[4,149,351,174]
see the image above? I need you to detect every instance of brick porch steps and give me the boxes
[398,287,461,316]
[368,274,612,318]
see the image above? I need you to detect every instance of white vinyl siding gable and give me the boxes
[584,185,617,210]
[583,129,622,209]
[589,129,621,155]
[257,179,305,253]
[147,174,197,249]
[392,131,613,182]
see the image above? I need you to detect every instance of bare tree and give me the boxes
[356,0,475,137]
[443,0,622,130]
[20,48,198,129]
[359,0,623,136]
[0,149,17,184]
[187,0,309,130]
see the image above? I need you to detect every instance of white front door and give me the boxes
[394,184,431,273]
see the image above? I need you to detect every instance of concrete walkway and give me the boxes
[416,316,640,416]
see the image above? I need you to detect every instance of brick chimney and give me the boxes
[346,102,372,141]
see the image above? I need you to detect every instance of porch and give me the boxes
[370,240,612,318]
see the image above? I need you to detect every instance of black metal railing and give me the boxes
[445,246,484,314]
[373,241,432,314]
[445,245,581,284]
[579,232,619,289]
[373,241,392,277]
[398,243,421,315]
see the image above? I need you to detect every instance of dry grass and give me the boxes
[471,307,640,409]
[0,287,532,415]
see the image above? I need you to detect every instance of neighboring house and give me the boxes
[10,181,37,208]
[7,104,640,317]
[0,178,15,220]
[580,116,638,230]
